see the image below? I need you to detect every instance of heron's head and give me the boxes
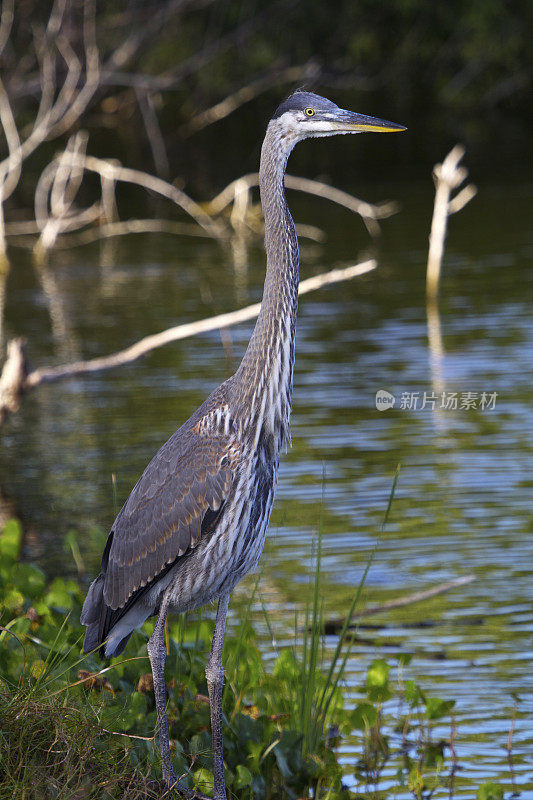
[270,91,406,144]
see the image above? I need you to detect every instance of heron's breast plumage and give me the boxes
[164,354,292,612]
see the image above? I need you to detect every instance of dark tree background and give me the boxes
[1,0,531,208]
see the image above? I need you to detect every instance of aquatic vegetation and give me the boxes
[0,519,509,799]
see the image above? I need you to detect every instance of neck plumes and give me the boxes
[235,122,299,451]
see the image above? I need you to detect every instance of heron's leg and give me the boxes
[147,592,177,789]
[205,592,230,800]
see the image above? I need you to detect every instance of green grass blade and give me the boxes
[315,466,400,731]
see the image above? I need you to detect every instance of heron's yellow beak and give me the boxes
[333,110,406,133]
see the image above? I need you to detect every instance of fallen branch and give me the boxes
[0,259,376,419]
[323,574,476,634]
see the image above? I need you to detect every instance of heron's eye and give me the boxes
[304,107,315,117]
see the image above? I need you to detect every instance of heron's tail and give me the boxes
[80,573,105,654]
[81,573,147,659]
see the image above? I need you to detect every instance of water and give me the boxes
[1,177,532,795]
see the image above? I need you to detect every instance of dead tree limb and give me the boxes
[30,147,226,259]
[19,146,392,254]
[324,574,476,634]
[207,172,399,237]
[0,260,376,422]
[426,145,477,301]
[75,155,225,238]
[135,88,170,178]
[0,0,100,259]
[25,260,375,386]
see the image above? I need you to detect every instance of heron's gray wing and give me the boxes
[103,419,240,611]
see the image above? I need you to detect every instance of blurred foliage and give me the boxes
[1,0,530,198]
[0,519,513,798]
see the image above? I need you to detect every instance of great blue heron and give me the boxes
[81,91,405,798]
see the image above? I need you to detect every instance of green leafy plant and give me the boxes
[0,500,517,799]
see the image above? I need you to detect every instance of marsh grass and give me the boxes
[0,477,507,799]
[0,688,157,800]
[0,625,164,800]
[281,467,399,759]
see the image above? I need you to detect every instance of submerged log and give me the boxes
[323,574,476,635]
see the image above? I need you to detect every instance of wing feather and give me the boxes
[102,411,240,611]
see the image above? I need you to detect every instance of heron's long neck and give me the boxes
[234,123,299,449]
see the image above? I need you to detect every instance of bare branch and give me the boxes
[3,220,41,236]
[207,172,399,236]
[0,77,22,194]
[50,131,88,215]
[7,218,211,246]
[100,172,118,224]
[46,0,68,36]
[0,0,14,58]
[448,183,477,214]
[21,259,376,390]
[6,218,327,250]
[0,75,21,256]
[45,0,100,139]
[324,574,476,634]
[33,132,99,253]
[30,142,226,255]
[294,224,326,242]
[25,25,57,136]
[41,33,82,128]
[285,175,399,237]
[74,153,225,238]
[427,144,477,301]
[0,0,99,227]
[135,89,170,178]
